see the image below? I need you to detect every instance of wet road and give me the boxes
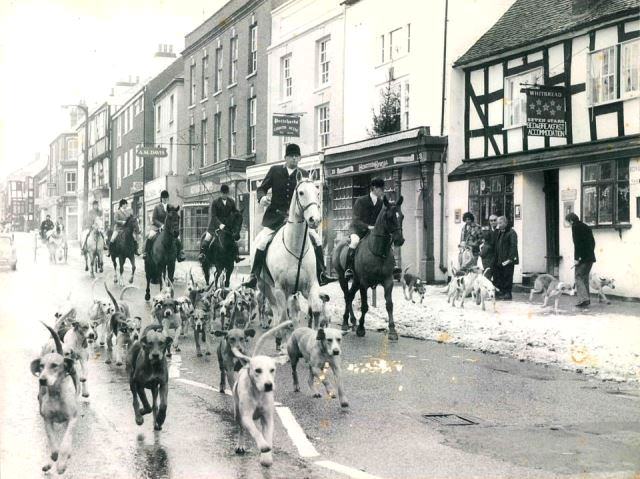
[1,233,639,478]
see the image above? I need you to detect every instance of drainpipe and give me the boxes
[438,0,449,275]
[439,143,448,274]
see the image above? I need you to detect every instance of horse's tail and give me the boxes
[252,320,293,356]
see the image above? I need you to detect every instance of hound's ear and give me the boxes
[175,206,180,212]
[316,328,326,341]
[213,330,227,337]
[64,357,75,375]
[141,335,149,349]
[72,320,80,329]
[319,293,330,303]
[244,328,256,338]
[397,195,403,207]
[55,312,62,319]
[383,196,390,207]
[30,359,42,377]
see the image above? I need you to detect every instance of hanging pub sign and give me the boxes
[525,86,567,138]
[272,115,300,137]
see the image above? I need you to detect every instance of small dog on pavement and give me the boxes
[401,267,426,304]
[589,272,616,304]
[215,327,256,392]
[472,271,498,312]
[286,326,349,408]
[529,273,572,314]
[448,267,483,308]
[232,321,293,467]
[31,322,78,475]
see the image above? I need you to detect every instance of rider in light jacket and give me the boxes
[242,143,337,289]
[81,201,106,254]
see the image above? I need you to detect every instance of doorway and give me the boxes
[543,170,560,276]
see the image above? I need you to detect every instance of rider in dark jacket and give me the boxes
[143,190,185,262]
[40,215,55,239]
[199,184,242,263]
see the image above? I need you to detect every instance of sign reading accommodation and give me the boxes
[525,87,567,137]
[137,146,167,158]
[272,115,300,137]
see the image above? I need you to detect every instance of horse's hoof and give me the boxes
[313,393,322,398]
[129,278,134,284]
[341,323,350,332]
[116,361,122,367]
[85,266,88,272]
[205,351,211,356]
[197,352,202,357]
[141,406,152,415]
[42,464,52,472]
[154,424,162,431]
[135,416,144,426]
[235,447,245,455]
[175,347,181,352]
[144,293,150,301]
[356,326,365,337]
[113,277,117,283]
[105,359,111,364]
[51,452,58,461]
[341,401,349,408]
[82,392,90,398]
[388,330,399,341]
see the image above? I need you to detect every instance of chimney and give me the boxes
[572,0,598,15]
[154,43,177,58]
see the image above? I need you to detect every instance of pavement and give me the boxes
[1,233,639,478]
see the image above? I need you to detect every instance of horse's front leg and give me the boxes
[129,256,136,284]
[356,286,369,337]
[118,259,125,287]
[383,279,397,341]
[346,281,360,331]
[111,256,118,283]
[225,265,232,288]
[84,252,88,272]
[145,275,151,301]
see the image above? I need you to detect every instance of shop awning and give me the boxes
[449,135,640,181]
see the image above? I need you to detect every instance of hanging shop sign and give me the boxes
[525,86,567,138]
[137,146,167,158]
[272,115,300,137]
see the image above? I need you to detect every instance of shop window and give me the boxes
[182,206,209,254]
[468,174,514,226]
[581,159,629,226]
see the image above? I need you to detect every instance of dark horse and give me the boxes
[332,196,405,341]
[199,209,243,287]
[109,215,140,286]
[144,205,181,301]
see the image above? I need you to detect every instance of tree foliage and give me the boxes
[369,79,401,137]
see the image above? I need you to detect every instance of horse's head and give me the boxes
[125,215,140,235]
[228,209,244,235]
[165,205,181,235]
[93,217,104,233]
[381,195,405,247]
[294,170,321,229]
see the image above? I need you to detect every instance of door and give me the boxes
[543,170,560,275]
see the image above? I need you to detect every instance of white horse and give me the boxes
[84,217,105,278]
[258,171,324,351]
[46,230,65,264]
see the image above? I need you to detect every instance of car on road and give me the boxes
[0,233,17,270]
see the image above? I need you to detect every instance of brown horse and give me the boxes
[332,196,405,341]
[144,205,181,301]
[199,209,243,287]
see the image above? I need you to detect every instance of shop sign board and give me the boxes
[525,86,567,138]
[272,115,300,137]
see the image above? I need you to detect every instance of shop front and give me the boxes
[246,154,323,256]
[181,159,253,258]
[323,127,448,282]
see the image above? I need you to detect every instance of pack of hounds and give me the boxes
[30,270,344,473]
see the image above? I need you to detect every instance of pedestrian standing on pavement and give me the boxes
[459,212,482,270]
[493,216,518,300]
[565,212,595,308]
[479,214,498,279]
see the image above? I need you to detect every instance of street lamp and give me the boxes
[62,104,89,226]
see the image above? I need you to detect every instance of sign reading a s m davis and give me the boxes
[525,86,567,138]
[137,146,167,158]
[272,115,300,137]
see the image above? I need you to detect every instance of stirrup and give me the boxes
[344,268,354,279]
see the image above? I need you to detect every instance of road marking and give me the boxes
[176,377,283,405]
[275,406,319,457]
[315,460,382,479]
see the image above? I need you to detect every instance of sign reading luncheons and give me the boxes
[272,115,300,137]
[525,87,567,137]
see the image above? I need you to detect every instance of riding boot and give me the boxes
[314,244,337,286]
[198,239,211,262]
[344,248,356,280]
[242,249,266,289]
[176,237,186,262]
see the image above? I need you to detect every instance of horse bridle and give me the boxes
[368,208,403,259]
[289,179,319,224]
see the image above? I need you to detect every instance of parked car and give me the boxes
[0,234,17,270]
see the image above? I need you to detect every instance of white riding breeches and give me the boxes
[349,234,360,249]
[254,226,321,251]
[148,230,158,239]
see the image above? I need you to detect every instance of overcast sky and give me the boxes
[0,0,514,180]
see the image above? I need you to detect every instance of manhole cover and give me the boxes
[422,414,478,426]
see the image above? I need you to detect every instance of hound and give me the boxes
[126,324,172,430]
[192,307,212,357]
[286,326,349,407]
[107,311,142,365]
[175,295,194,336]
[529,273,572,314]
[589,272,616,304]
[57,316,95,397]
[449,267,483,308]
[471,271,498,312]
[31,323,78,474]
[214,327,256,392]
[401,267,426,304]
[151,293,181,355]
[232,321,293,467]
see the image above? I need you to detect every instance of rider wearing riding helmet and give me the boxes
[143,190,186,262]
[344,178,402,280]
[108,198,139,256]
[199,184,242,263]
[242,143,337,289]
[81,200,106,255]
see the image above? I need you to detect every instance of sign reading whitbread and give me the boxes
[525,87,567,137]
[272,115,300,137]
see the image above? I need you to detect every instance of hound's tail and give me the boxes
[253,320,293,356]
[120,285,138,301]
[91,277,100,300]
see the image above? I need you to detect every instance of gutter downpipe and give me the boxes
[439,143,447,274]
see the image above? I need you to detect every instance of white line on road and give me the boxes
[175,377,283,405]
[315,460,382,479]
[275,406,320,458]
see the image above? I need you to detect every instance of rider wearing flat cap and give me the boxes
[243,143,337,288]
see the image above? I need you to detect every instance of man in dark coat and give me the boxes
[143,190,185,262]
[344,178,402,280]
[198,184,242,263]
[493,216,519,300]
[479,214,498,278]
[40,214,54,240]
[243,143,336,288]
[566,212,596,307]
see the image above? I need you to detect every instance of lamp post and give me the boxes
[62,104,89,229]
